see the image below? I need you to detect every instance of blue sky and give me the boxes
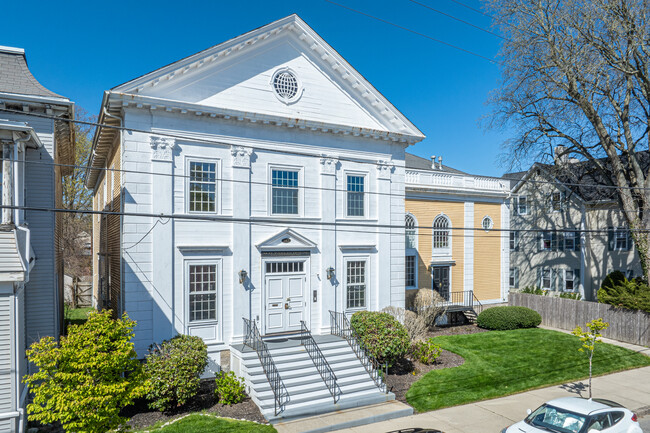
[2,0,512,176]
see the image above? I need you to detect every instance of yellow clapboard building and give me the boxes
[404,154,510,305]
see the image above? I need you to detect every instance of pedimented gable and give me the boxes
[113,15,423,140]
[256,228,317,251]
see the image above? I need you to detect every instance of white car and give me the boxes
[501,397,643,433]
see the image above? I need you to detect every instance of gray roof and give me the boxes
[0,228,25,275]
[0,46,63,98]
[505,152,650,202]
[405,153,467,175]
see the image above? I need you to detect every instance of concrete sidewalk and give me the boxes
[341,335,650,433]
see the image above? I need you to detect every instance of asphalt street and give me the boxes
[639,413,649,431]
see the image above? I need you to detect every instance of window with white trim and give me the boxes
[541,268,551,289]
[271,169,299,215]
[509,267,519,288]
[564,269,575,291]
[541,231,553,251]
[188,161,217,212]
[517,196,528,215]
[482,216,493,232]
[405,214,417,249]
[615,227,628,250]
[550,192,564,212]
[346,260,367,309]
[405,255,416,288]
[433,215,450,249]
[347,175,365,217]
[510,231,519,251]
[188,264,217,322]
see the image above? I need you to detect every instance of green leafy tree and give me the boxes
[572,318,609,398]
[24,310,145,433]
[61,108,95,304]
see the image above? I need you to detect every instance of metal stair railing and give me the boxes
[300,321,341,403]
[242,318,289,415]
[472,291,484,316]
[329,310,387,393]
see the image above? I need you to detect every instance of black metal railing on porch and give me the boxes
[300,321,341,403]
[438,290,475,310]
[243,318,289,415]
[329,310,387,393]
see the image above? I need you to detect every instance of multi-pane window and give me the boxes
[271,169,299,215]
[517,196,528,215]
[510,231,519,251]
[433,215,450,249]
[615,228,628,250]
[405,255,416,287]
[346,260,366,309]
[541,231,553,250]
[550,192,563,211]
[265,261,304,273]
[188,264,217,322]
[482,216,493,231]
[509,267,519,288]
[405,214,417,249]
[564,270,574,291]
[189,162,216,212]
[608,227,631,251]
[347,175,365,217]
[541,268,551,289]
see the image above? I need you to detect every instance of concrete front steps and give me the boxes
[236,334,404,424]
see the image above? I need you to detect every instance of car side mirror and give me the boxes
[526,409,532,415]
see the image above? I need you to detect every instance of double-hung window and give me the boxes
[347,175,365,217]
[405,255,416,288]
[564,269,575,291]
[405,214,417,250]
[346,260,367,309]
[541,231,552,251]
[271,169,299,215]
[615,228,628,250]
[509,267,519,288]
[541,268,551,289]
[550,192,564,211]
[189,161,217,212]
[188,264,217,322]
[510,231,519,251]
[517,196,528,215]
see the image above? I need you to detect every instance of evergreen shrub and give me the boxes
[476,306,542,330]
[144,334,208,412]
[214,371,247,405]
[350,311,410,367]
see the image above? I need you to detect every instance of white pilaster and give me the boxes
[464,202,474,293]
[320,156,337,333]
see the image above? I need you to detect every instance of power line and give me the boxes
[324,0,500,65]
[1,203,644,236]
[406,0,506,40]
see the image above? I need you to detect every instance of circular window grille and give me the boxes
[482,216,493,232]
[273,71,299,100]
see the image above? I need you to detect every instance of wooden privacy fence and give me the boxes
[509,293,650,347]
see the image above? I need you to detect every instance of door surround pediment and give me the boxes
[256,228,317,252]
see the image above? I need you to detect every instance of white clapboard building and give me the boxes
[86,15,424,422]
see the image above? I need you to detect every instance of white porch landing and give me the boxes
[231,334,403,424]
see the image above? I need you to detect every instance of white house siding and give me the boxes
[1,112,59,345]
[120,108,409,359]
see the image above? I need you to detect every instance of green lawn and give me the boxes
[64,307,95,327]
[135,414,276,433]
[406,328,650,413]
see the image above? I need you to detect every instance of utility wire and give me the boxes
[406,0,506,40]
[324,0,500,64]
[3,107,649,194]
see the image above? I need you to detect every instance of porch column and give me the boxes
[2,141,13,225]
[320,156,337,333]
[231,146,252,342]
[150,136,176,342]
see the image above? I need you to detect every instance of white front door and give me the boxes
[264,260,306,334]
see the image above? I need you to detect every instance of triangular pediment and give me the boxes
[256,228,317,251]
[112,15,424,140]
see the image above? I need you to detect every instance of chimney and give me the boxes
[438,156,443,170]
[431,155,436,170]
[554,146,568,165]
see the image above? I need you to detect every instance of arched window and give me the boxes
[433,215,450,249]
[405,214,417,249]
[482,216,493,232]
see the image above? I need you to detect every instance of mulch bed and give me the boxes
[385,324,488,405]
[123,379,268,430]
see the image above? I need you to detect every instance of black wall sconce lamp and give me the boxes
[326,267,335,280]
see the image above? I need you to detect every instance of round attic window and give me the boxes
[482,216,494,232]
[271,68,302,104]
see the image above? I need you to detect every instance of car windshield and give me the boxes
[525,404,587,433]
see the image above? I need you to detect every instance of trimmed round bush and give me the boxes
[476,306,541,330]
[350,311,410,367]
[144,334,208,412]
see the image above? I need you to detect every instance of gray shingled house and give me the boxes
[0,45,74,432]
